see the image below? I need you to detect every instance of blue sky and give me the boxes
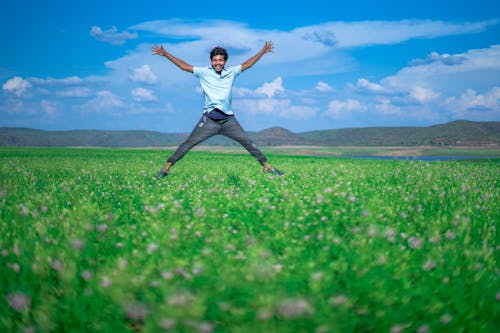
[1,0,499,133]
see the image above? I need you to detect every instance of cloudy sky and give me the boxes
[1,0,499,133]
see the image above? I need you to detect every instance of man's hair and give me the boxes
[210,46,228,61]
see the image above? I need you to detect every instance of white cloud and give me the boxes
[31,76,84,85]
[41,100,60,116]
[316,81,334,92]
[57,87,92,97]
[90,26,138,45]
[383,45,500,93]
[409,51,467,66]
[326,99,367,118]
[255,77,284,98]
[235,98,317,119]
[294,19,498,49]
[82,91,125,112]
[2,76,32,96]
[135,19,497,52]
[445,87,500,116]
[132,88,157,102]
[129,64,157,84]
[374,97,401,115]
[233,86,256,97]
[164,103,174,113]
[354,78,388,93]
[410,86,440,103]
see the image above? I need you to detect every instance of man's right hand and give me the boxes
[152,45,167,56]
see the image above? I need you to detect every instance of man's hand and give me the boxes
[241,41,275,72]
[152,45,167,57]
[152,44,194,73]
[262,41,274,54]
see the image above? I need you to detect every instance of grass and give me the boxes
[0,147,499,332]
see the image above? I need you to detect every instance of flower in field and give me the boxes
[147,242,158,254]
[51,259,63,271]
[20,205,29,216]
[367,225,377,237]
[125,303,149,321]
[81,270,93,281]
[118,259,128,269]
[390,324,407,333]
[416,324,429,333]
[330,294,348,307]
[7,292,31,312]
[376,254,388,265]
[277,298,314,318]
[185,320,214,333]
[310,271,324,281]
[167,291,195,307]
[7,262,20,272]
[422,260,436,271]
[24,326,35,333]
[97,223,108,233]
[496,292,500,301]
[350,227,361,234]
[174,268,192,281]
[445,230,455,240]
[428,235,441,244]
[170,229,178,240]
[440,313,453,324]
[257,309,273,320]
[101,276,112,288]
[71,239,85,251]
[408,237,423,249]
[159,318,176,330]
[385,228,396,242]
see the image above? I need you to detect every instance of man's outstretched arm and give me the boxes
[241,41,274,72]
[153,45,194,73]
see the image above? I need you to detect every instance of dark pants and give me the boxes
[167,115,267,166]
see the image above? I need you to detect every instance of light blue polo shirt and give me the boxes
[193,65,242,115]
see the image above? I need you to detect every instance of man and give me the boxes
[152,41,283,178]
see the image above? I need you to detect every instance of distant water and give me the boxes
[338,155,499,161]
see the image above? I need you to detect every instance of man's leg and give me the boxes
[220,117,284,175]
[157,116,219,175]
[221,117,267,165]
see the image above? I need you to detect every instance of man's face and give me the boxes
[211,55,226,73]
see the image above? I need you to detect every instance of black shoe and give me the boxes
[153,170,169,179]
[263,163,284,176]
[270,167,284,176]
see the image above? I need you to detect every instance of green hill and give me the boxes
[299,120,500,146]
[0,120,498,147]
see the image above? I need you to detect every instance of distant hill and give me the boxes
[0,120,498,147]
[299,120,500,146]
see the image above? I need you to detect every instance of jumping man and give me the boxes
[152,41,283,178]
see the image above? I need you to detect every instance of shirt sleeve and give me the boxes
[193,66,204,78]
[233,65,242,76]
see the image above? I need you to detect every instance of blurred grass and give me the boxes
[0,147,498,332]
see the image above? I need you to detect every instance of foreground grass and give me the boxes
[0,148,498,332]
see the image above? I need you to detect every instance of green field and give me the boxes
[1,148,498,332]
